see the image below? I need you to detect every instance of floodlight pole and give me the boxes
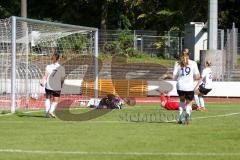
[21,0,29,109]
[208,0,218,50]
[21,0,27,18]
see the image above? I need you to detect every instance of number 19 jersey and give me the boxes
[173,60,199,91]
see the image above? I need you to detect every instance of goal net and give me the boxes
[0,16,99,113]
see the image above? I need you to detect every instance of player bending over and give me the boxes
[194,60,213,111]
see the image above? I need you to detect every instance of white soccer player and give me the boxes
[194,60,213,111]
[165,48,200,124]
[40,48,65,118]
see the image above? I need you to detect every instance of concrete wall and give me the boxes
[148,80,240,97]
[184,22,208,61]
[200,50,223,80]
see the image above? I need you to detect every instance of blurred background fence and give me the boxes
[98,28,240,81]
[99,30,183,59]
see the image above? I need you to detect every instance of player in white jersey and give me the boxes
[166,48,200,125]
[194,60,213,111]
[40,48,65,118]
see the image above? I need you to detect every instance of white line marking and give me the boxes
[164,112,240,123]
[0,149,239,156]
[193,112,240,120]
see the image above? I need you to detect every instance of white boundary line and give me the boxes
[193,112,240,120]
[164,112,240,123]
[0,149,240,156]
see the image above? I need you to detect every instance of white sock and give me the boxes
[178,102,185,122]
[199,97,205,107]
[49,102,58,114]
[186,104,192,118]
[45,99,51,114]
[194,95,200,107]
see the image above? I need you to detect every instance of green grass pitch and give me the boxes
[0,101,240,160]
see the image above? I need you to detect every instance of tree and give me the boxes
[100,0,108,30]
[0,0,20,19]
[135,0,208,33]
[1,0,240,32]
[218,0,240,29]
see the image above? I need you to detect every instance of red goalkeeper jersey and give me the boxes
[164,101,180,110]
[161,95,180,110]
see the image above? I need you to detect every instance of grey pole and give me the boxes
[133,30,136,49]
[21,0,27,18]
[140,35,143,52]
[208,0,218,50]
[220,29,224,50]
[11,16,17,113]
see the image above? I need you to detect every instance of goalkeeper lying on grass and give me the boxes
[87,94,124,109]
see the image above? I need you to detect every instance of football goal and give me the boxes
[0,16,99,113]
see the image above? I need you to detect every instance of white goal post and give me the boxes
[0,16,99,113]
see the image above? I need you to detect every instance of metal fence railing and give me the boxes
[223,24,238,80]
[98,30,183,58]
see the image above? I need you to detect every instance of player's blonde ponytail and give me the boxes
[179,48,190,67]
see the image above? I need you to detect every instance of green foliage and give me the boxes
[118,29,134,55]
[1,0,240,32]
[99,49,175,65]
[57,34,89,54]
[102,41,121,55]
[119,14,132,30]
[170,26,180,32]
[218,0,240,29]
[156,10,176,16]
[1,110,10,114]
[102,30,134,56]
[98,53,112,63]
[101,29,179,62]
[129,49,146,58]
[118,30,133,45]
[0,0,20,19]
[127,53,175,66]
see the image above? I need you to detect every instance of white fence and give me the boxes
[148,81,240,97]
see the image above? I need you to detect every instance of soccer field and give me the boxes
[0,101,240,160]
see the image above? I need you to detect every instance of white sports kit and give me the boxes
[201,67,213,89]
[173,60,200,91]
